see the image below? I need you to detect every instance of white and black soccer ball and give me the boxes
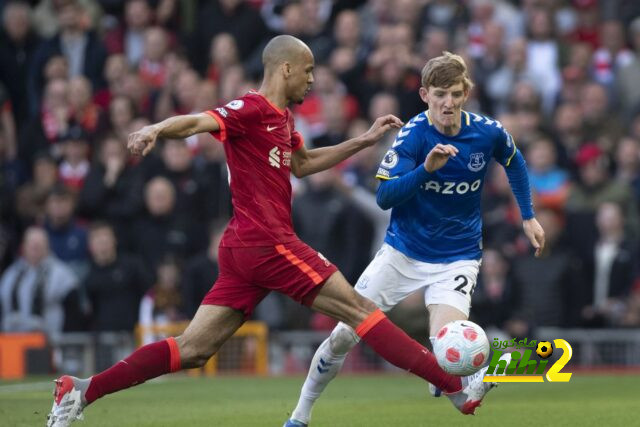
[433,320,490,376]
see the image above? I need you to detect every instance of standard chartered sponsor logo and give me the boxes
[269,146,281,168]
[420,179,482,195]
[268,146,291,168]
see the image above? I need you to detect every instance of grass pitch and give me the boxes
[1,373,636,426]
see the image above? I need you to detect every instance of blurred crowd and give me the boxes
[1,0,640,342]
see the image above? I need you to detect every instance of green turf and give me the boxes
[1,374,636,426]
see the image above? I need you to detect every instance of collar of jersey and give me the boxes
[248,90,285,116]
[425,110,471,138]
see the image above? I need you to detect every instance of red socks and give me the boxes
[83,312,459,405]
[356,309,462,393]
[85,337,181,404]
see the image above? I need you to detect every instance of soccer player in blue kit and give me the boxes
[284,52,545,426]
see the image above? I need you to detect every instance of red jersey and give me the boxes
[205,91,304,247]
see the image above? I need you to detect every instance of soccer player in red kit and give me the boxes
[47,36,493,427]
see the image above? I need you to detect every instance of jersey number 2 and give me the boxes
[454,275,475,295]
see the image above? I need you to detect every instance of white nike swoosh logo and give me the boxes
[267,125,277,131]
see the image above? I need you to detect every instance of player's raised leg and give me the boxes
[285,279,456,427]
[46,305,244,427]
[287,244,417,426]
[427,303,469,397]
[309,273,478,408]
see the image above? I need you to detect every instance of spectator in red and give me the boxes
[592,20,633,87]
[206,33,240,84]
[93,54,130,109]
[57,124,91,192]
[568,0,601,50]
[68,76,103,136]
[138,26,169,89]
[20,78,70,167]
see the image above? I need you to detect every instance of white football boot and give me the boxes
[46,376,89,427]
[446,352,511,415]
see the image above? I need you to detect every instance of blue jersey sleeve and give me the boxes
[375,124,431,210]
[374,125,421,180]
[493,126,517,167]
[492,127,534,220]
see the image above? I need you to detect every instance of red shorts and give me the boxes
[202,239,338,318]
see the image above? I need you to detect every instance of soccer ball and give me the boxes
[536,341,553,359]
[433,320,490,376]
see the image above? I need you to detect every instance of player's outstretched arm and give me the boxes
[500,149,545,257]
[127,113,219,156]
[291,114,403,177]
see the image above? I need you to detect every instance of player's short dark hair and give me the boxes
[421,51,474,91]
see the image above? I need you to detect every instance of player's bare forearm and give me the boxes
[292,114,403,177]
[128,113,218,156]
[153,113,218,139]
[293,137,369,177]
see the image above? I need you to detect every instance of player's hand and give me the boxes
[361,114,404,146]
[424,143,458,173]
[523,218,545,257]
[128,125,159,156]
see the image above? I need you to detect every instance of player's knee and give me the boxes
[362,298,378,313]
[329,323,359,355]
[341,295,378,328]
[354,294,378,318]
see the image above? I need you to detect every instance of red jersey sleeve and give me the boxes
[205,97,260,143]
[288,114,304,152]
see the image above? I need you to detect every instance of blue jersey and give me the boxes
[375,110,524,263]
